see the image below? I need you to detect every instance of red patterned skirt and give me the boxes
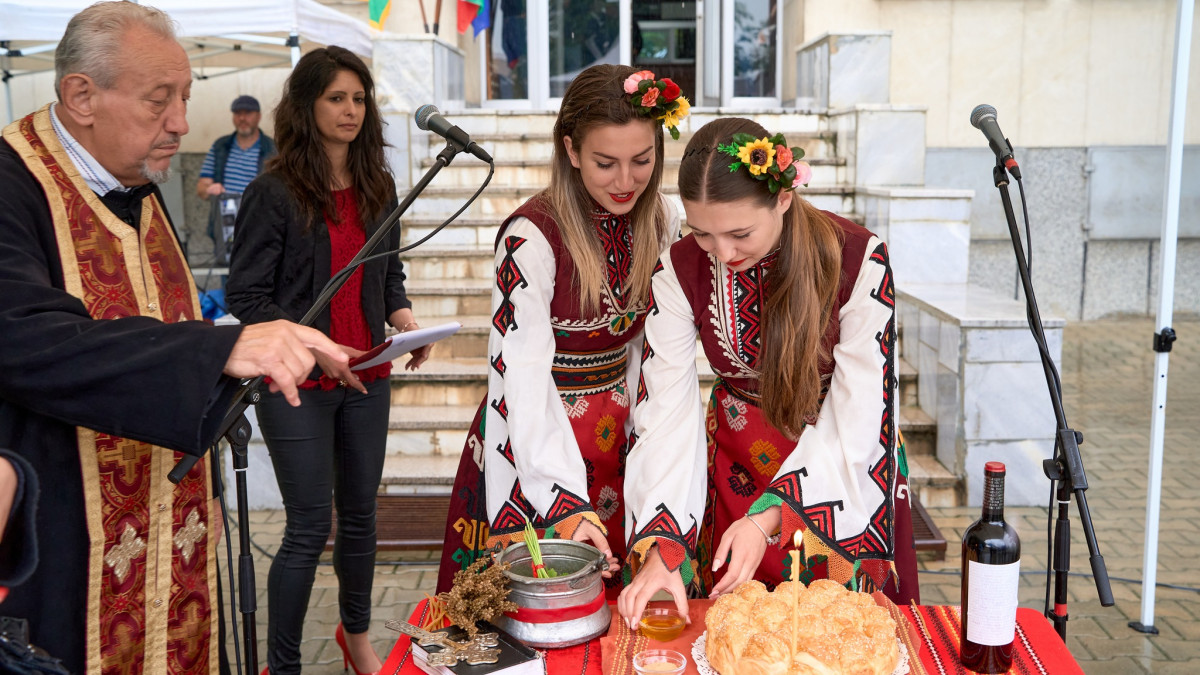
[436,361,632,601]
[695,380,919,604]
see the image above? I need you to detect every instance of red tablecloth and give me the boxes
[902,605,1082,675]
[379,600,1081,675]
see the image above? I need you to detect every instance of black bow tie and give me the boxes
[99,184,157,227]
[103,183,156,203]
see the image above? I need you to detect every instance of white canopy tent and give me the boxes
[1,0,377,122]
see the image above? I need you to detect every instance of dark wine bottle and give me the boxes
[960,461,1021,673]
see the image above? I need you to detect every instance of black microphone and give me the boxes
[415,104,492,163]
[970,104,1021,180]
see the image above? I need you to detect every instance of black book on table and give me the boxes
[411,621,546,675]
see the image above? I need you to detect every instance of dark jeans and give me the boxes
[256,377,390,675]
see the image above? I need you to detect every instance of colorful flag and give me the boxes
[458,0,490,36]
[367,0,392,30]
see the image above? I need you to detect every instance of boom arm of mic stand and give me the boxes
[992,160,1113,645]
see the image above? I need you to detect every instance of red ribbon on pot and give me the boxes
[503,593,607,624]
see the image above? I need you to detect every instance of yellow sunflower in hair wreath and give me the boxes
[624,70,691,140]
[718,132,812,194]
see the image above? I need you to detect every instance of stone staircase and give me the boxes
[377,108,961,520]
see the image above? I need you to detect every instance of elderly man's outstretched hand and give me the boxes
[223,320,347,406]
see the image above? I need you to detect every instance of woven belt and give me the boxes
[551,347,628,394]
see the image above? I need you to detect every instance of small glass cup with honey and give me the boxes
[638,607,687,642]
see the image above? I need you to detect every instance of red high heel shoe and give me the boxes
[335,623,379,675]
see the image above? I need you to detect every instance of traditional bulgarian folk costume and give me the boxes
[633,209,920,604]
[0,105,234,674]
[437,196,679,598]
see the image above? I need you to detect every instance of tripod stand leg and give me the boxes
[227,414,259,673]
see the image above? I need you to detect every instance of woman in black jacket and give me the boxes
[227,46,429,675]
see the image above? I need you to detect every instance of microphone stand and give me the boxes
[169,140,468,675]
[990,154,1114,641]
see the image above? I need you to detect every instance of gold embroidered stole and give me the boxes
[2,105,218,675]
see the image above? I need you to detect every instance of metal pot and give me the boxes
[493,538,611,648]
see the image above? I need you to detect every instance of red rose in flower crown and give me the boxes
[661,78,681,102]
[623,70,690,140]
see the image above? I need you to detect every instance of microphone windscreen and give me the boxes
[415,104,440,131]
[970,104,997,130]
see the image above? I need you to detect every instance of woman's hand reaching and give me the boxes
[708,506,781,597]
[617,545,690,630]
[571,518,620,577]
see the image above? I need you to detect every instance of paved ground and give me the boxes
[227,318,1200,674]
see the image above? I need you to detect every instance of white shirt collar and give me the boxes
[49,103,128,195]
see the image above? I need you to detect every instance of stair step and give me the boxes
[407,183,855,218]
[910,494,948,561]
[404,279,492,320]
[388,404,477,430]
[421,157,846,188]
[421,156,846,169]
[402,246,494,280]
[906,455,960,507]
[898,356,918,408]
[898,405,935,458]
[381,454,461,490]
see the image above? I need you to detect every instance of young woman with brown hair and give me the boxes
[436,65,690,600]
[227,46,429,675]
[618,116,919,626]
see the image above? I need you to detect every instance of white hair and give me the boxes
[55,1,179,100]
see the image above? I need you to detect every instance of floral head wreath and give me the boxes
[717,132,813,194]
[623,70,690,140]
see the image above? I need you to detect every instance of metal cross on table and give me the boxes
[385,619,501,666]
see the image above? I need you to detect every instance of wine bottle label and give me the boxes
[966,559,1020,645]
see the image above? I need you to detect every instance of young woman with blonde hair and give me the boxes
[618,116,919,626]
[437,65,690,599]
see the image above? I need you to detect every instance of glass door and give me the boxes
[548,0,621,99]
[724,0,781,107]
[482,0,531,106]
[699,0,722,107]
[480,0,706,109]
[631,1,697,105]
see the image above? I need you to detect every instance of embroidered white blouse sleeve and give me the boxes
[622,196,683,440]
[624,250,708,570]
[482,217,597,535]
[770,236,895,542]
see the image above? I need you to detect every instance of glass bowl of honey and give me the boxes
[638,607,687,641]
[633,648,686,674]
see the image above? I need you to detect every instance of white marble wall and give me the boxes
[795,32,892,111]
[374,35,467,189]
[861,187,974,285]
[831,105,927,187]
[373,35,465,113]
[899,283,1065,507]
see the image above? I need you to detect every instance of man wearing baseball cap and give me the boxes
[195,94,276,199]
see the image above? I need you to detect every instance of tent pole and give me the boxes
[4,75,12,125]
[1131,0,1193,636]
[289,31,300,67]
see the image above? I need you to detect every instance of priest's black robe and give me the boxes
[0,137,243,673]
